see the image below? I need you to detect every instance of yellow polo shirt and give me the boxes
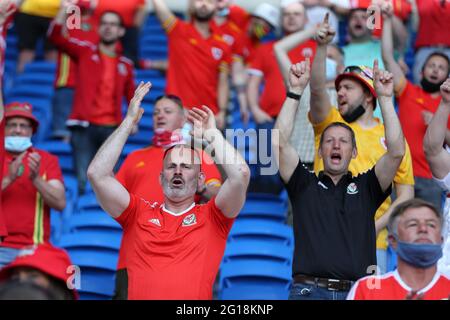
[20,0,61,18]
[311,108,414,250]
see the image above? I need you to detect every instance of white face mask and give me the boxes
[326,57,338,82]
[5,136,32,153]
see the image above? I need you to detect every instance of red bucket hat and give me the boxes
[4,102,39,133]
[335,65,377,98]
[0,243,78,299]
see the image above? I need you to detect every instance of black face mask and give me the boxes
[342,105,366,123]
[421,78,445,93]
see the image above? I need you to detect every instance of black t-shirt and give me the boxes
[285,162,392,281]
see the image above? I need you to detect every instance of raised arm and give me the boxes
[0,0,16,27]
[216,67,229,130]
[424,78,450,179]
[380,2,406,93]
[309,13,334,124]
[273,60,311,183]
[151,0,176,26]
[87,82,152,218]
[188,106,250,219]
[373,60,406,192]
[274,26,316,86]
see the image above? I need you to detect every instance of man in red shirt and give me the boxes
[151,0,231,130]
[0,102,66,268]
[412,0,450,84]
[50,0,99,141]
[347,198,450,300]
[87,82,250,300]
[247,0,316,193]
[381,4,450,210]
[48,1,136,195]
[113,94,223,299]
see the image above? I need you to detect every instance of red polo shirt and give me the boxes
[164,17,232,114]
[248,39,317,117]
[415,0,450,48]
[0,120,6,239]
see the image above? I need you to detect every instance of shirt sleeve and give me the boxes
[360,168,393,216]
[209,197,235,239]
[393,142,415,185]
[246,44,265,77]
[115,193,140,231]
[433,171,450,191]
[285,161,315,198]
[164,16,181,35]
[47,22,93,61]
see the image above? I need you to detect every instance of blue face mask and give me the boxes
[395,240,443,269]
[326,57,338,82]
[5,136,32,153]
[216,8,230,17]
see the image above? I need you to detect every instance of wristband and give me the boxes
[287,91,302,100]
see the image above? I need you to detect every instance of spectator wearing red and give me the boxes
[0,243,77,300]
[247,0,316,194]
[0,102,66,268]
[113,94,222,300]
[93,0,147,66]
[412,0,450,84]
[48,1,136,195]
[87,83,250,300]
[151,0,232,130]
[50,0,99,141]
[381,4,450,210]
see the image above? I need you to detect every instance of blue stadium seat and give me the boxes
[23,61,57,74]
[8,84,54,99]
[219,259,292,300]
[35,141,74,174]
[76,192,101,211]
[223,239,293,264]
[239,197,288,222]
[228,219,294,247]
[127,128,153,146]
[15,72,55,86]
[59,231,121,252]
[67,210,122,234]
[67,249,118,272]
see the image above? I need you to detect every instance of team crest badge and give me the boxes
[347,183,359,195]
[211,47,223,60]
[182,214,197,227]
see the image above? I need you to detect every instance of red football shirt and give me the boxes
[116,194,234,300]
[248,40,317,117]
[164,18,232,114]
[397,80,450,179]
[1,148,63,249]
[0,119,6,239]
[115,145,223,270]
[93,0,146,28]
[91,51,119,126]
[415,0,450,48]
[54,20,99,88]
[347,270,450,300]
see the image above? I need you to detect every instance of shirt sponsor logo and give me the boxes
[211,47,223,60]
[148,218,161,227]
[182,214,197,227]
[347,182,359,195]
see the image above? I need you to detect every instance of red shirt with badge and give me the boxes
[164,17,232,114]
[415,0,450,48]
[347,270,450,300]
[397,80,450,179]
[0,120,6,239]
[54,19,99,89]
[247,40,317,117]
[1,148,63,248]
[115,145,223,270]
[116,194,234,300]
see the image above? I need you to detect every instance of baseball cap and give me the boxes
[4,102,39,133]
[252,3,280,29]
[0,243,78,299]
[335,65,377,98]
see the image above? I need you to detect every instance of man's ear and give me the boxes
[197,172,206,191]
[119,27,125,38]
[318,146,323,159]
[352,147,357,159]
[388,234,397,250]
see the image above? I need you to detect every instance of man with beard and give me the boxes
[309,15,414,274]
[48,0,136,195]
[381,3,450,210]
[151,0,231,130]
[87,82,250,299]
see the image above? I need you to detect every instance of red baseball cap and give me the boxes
[4,102,39,133]
[0,243,78,299]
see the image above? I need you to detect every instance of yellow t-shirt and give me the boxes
[311,108,414,250]
[20,0,61,18]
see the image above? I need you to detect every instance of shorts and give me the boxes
[15,12,56,52]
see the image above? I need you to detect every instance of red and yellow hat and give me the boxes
[335,65,377,98]
[4,102,39,133]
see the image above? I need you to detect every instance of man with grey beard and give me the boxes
[87,82,250,299]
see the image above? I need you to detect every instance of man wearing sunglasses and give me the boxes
[308,14,414,275]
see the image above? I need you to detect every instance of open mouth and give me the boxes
[171,177,185,188]
[330,153,342,164]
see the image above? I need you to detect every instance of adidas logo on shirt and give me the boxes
[148,218,161,227]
